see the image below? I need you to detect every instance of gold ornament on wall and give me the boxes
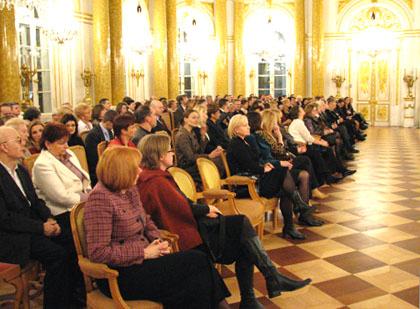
[80,69,93,104]
[20,63,37,106]
[332,75,345,98]
[403,70,417,99]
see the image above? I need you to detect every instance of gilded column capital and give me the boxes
[109,0,125,104]
[312,0,324,96]
[294,0,306,96]
[234,1,245,97]
[215,0,228,96]
[0,8,21,103]
[151,0,169,98]
[166,0,179,99]
[93,0,112,103]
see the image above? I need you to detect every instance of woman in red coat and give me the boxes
[137,134,311,309]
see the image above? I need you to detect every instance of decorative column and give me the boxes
[151,0,168,98]
[93,0,112,103]
[233,1,245,97]
[166,0,178,99]
[215,0,228,95]
[311,0,324,96]
[0,8,21,103]
[109,0,125,104]
[294,0,306,96]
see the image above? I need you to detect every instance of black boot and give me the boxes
[298,209,324,226]
[291,191,313,215]
[242,236,311,298]
[235,258,264,309]
[282,226,306,240]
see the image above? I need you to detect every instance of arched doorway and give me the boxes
[338,0,413,126]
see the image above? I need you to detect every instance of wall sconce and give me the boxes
[20,63,37,106]
[403,69,418,99]
[131,69,145,87]
[80,69,93,104]
[332,75,346,98]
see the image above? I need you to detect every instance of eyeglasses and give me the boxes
[0,137,22,145]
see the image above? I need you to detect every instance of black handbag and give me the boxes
[197,215,226,263]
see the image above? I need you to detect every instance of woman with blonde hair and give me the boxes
[258,110,328,200]
[84,146,231,308]
[227,115,321,240]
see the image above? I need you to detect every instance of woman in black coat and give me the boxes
[226,115,322,241]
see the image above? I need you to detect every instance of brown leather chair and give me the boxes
[70,202,179,309]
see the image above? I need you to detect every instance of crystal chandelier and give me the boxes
[0,0,39,10]
[42,0,77,44]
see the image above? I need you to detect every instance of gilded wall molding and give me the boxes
[0,8,22,102]
[233,1,245,96]
[311,0,324,96]
[294,0,306,96]
[93,0,112,102]
[167,0,179,99]
[215,0,228,95]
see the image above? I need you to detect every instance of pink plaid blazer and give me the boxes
[84,183,160,267]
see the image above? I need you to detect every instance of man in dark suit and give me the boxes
[150,99,171,135]
[0,126,74,308]
[85,109,117,186]
[174,94,188,127]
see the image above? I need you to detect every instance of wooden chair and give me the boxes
[79,131,89,143]
[0,263,23,309]
[195,159,265,239]
[160,112,173,132]
[220,151,280,230]
[69,145,89,174]
[97,141,108,157]
[171,128,179,166]
[70,202,179,309]
[22,153,40,177]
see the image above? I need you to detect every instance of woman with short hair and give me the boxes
[108,114,137,148]
[137,134,311,308]
[84,146,230,308]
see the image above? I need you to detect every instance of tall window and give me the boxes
[178,30,195,97]
[257,57,287,98]
[17,8,52,112]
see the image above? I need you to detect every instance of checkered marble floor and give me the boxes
[224,127,420,309]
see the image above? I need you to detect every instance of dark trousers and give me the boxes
[302,145,331,184]
[29,234,70,309]
[98,250,229,309]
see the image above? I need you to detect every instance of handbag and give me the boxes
[197,215,226,263]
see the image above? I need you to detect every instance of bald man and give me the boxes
[0,127,77,308]
[150,99,171,135]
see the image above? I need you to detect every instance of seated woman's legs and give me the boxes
[236,217,311,301]
[97,250,229,308]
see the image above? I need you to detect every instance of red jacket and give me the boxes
[137,168,203,251]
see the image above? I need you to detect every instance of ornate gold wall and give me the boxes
[311,0,324,96]
[151,0,169,98]
[109,0,125,104]
[234,1,245,97]
[166,0,179,99]
[294,0,306,96]
[93,0,112,103]
[215,0,228,95]
[0,8,21,103]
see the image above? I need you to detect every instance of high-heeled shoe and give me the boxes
[312,188,329,199]
[291,191,313,215]
[282,227,306,240]
[242,236,311,298]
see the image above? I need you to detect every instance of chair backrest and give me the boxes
[220,151,231,177]
[196,158,223,190]
[23,153,40,177]
[79,131,89,143]
[97,141,108,157]
[69,145,89,173]
[161,112,173,132]
[70,202,94,291]
[168,167,198,202]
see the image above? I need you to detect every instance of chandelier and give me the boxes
[42,0,78,44]
[0,0,39,10]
